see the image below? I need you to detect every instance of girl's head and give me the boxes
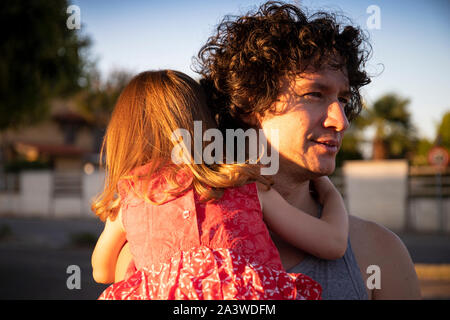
[93,70,268,221]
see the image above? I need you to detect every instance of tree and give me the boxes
[436,111,450,150]
[411,138,433,166]
[336,106,371,168]
[74,69,133,153]
[0,0,91,131]
[75,69,132,127]
[366,93,416,159]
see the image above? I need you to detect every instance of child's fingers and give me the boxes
[311,177,337,203]
[311,176,332,191]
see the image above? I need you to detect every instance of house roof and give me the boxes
[15,141,88,157]
[51,110,89,125]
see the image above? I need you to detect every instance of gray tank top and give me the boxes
[286,206,369,300]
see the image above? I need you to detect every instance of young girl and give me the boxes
[91,70,348,300]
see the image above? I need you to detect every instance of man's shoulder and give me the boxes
[348,215,421,299]
[349,215,407,261]
[349,215,403,247]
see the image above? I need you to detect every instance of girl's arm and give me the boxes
[91,208,127,284]
[115,242,133,282]
[257,177,348,260]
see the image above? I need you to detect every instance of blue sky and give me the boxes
[71,0,450,141]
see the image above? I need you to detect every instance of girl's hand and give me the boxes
[257,179,348,260]
[256,181,285,211]
[311,176,339,205]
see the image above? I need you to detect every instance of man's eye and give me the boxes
[339,97,349,104]
[302,92,322,99]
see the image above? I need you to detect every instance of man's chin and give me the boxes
[277,156,336,179]
[319,165,336,176]
[279,164,335,181]
[306,162,336,178]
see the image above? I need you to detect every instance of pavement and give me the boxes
[0,217,108,299]
[0,216,449,300]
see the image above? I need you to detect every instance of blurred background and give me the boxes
[0,0,449,299]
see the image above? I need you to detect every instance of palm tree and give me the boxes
[366,93,416,160]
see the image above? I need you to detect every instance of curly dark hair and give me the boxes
[194,1,371,131]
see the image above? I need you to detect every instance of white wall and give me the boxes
[20,171,52,217]
[409,198,450,232]
[0,170,105,218]
[0,192,20,214]
[0,165,447,234]
[343,160,409,231]
[82,170,105,218]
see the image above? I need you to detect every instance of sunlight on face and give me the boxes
[258,66,350,178]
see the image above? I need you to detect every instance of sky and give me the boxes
[71,0,450,141]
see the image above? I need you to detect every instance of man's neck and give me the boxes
[271,170,320,218]
[269,169,321,269]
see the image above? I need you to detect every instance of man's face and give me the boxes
[257,67,350,178]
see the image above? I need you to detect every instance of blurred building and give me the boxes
[0,99,105,218]
[1,99,101,172]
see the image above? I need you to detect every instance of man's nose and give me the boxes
[322,100,350,132]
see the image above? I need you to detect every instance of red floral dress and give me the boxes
[98,164,322,300]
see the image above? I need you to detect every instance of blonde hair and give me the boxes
[92,70,270,221]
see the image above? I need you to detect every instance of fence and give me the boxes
[0,163,449,233]
[342,161,449,233]
[407,166,450,233]
[0,170,104,218]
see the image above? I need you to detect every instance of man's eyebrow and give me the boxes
[294,82,351,96]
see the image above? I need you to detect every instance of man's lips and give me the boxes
[311,139,340,152]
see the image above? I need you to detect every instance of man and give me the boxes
[114,1,420,299]
[195,1,421,299]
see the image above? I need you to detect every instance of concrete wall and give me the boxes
[0,192,20,214]
[0,170,105,218]
[343,160,409,231]
[82,170,105,218]
[20,171,52,217]
[0,164,448,234]
[409,198,450,232]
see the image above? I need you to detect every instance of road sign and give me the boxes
[428,146,449,168]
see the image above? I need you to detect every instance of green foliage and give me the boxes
[436,111,450,150]
[336,125,364,168]
[336,137,363,168]
[4,158,51,173]
[74,69,133,127]
[0,224,13,241]
[0,0,91,131]
[409,111,450,166]
[366,93,416,159]
[335,105,371,167]
[411,138,434,166]
[69,231,97,248]
[372,94,411,127]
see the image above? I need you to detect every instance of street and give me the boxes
[0,217,449,299]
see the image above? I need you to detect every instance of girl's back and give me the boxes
[120,163,281,271]
[101,163,321,300]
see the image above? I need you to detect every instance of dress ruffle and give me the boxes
[99,246,321,300]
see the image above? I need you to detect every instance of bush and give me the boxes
[4,159,51,173]
[0,224,13,241]
[69,232,97,248]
